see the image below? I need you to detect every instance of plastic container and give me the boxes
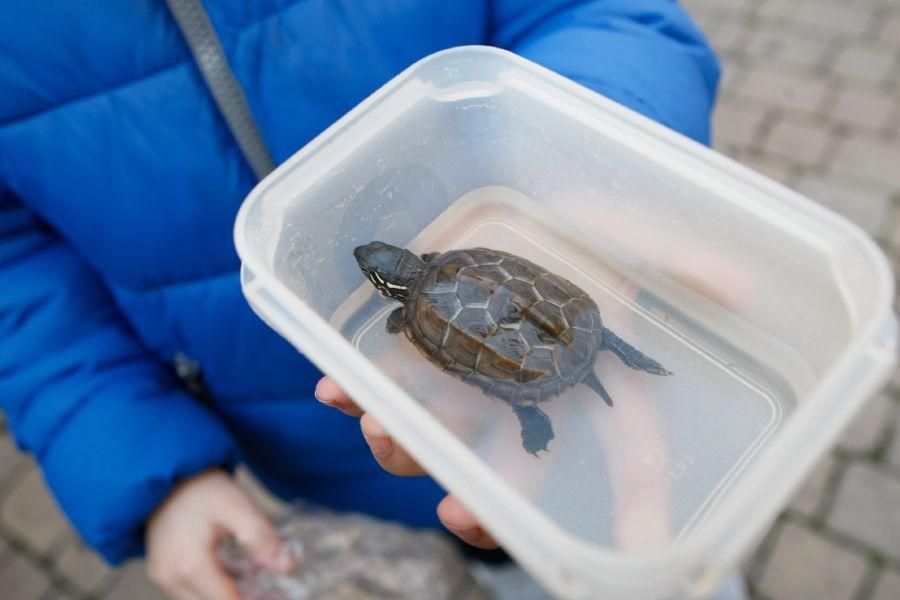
[234,46,897,599]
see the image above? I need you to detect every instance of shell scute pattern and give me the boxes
[525,300,570,341]
[442,325,481,365]
[502,258,542,282]
[562,297,594,331]
[521,346,556,383]
[417,292,460,345]
[482,329,528,367]
[453,306,497,339]
[456,273,493,306]
[410,248,601,399]
[534,272,582,300]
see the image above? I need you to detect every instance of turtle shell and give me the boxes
[401,248,603,403]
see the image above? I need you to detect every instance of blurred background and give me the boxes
[1,0,899,598]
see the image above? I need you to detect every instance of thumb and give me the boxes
[225,495,296,574]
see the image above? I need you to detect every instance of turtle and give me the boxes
[353,241,671,455]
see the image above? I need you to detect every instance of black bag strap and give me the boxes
[165,0,276,180]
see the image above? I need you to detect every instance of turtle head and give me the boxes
[354,241,425,302]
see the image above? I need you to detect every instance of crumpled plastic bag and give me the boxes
[218,504,490,600]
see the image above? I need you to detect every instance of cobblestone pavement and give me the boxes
[2,1,900,598]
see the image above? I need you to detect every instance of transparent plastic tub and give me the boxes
[234,47,897,599]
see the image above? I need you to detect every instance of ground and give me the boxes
[2,0,900,598]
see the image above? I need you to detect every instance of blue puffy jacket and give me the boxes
[0,0,718,564]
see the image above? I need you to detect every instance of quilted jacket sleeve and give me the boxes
[0,183,238,564]
[491,0,721,143]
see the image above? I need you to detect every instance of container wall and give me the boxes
[236,48,895,597]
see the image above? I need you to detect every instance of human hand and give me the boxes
[146,469,296,600]
[315,377,499,550]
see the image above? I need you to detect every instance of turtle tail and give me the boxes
[601,328,672,376]
[512,404,554,456]
[583,370,614,407]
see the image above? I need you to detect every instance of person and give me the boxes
[0,2,719,599]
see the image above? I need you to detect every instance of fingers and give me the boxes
[181,552,244,600]
[360,413,426,476]
[147,533,242,600]
[315,377,364,417]
[317,376,427,476]
[146,470,296,600]
[220,492,296,574]
[317,378,495,549]
[437,495,499,549]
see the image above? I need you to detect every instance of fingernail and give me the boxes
[449,526,483,544]
[313,385,331,405]
[361,425,393,458]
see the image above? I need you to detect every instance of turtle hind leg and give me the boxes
[512,404,555,456]
[601,328,672,376]
[385,307,405,334]
[583,370,614,407]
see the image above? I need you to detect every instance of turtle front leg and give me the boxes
[386,307,405,334]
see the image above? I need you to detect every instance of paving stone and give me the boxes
[888,409,900,469]
[744,30,829,69]
[0,467,70,555]
[836,393,893,453]
[828,462,900,556]
[764,118,833,165]
[794,173,893,236]
[831,44,898,84]
[687,0,756,13]
[712,102,768,149]
[756,522,867,600]
[718,63,745,92]
[755,0,796,21]
[0,554,52,600]
[0,537,11,568]
[735,154,795,184]
[891,361,900,391]
[871,569,900,600]
[886,209,900,254]
[887,108,900,144]
[759,1,874,36]
[738,67,829,114]
[743,522,781,583]
[789,455,836,517]
[831,137,900,188]
[681,2,719,25]
[879,13,900,45]
[105,561,169,600]
[707,16,753,56]
[792,4,874,38]
[0,433,26,486]
[54,538,112,594]
[830,87,897,131]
